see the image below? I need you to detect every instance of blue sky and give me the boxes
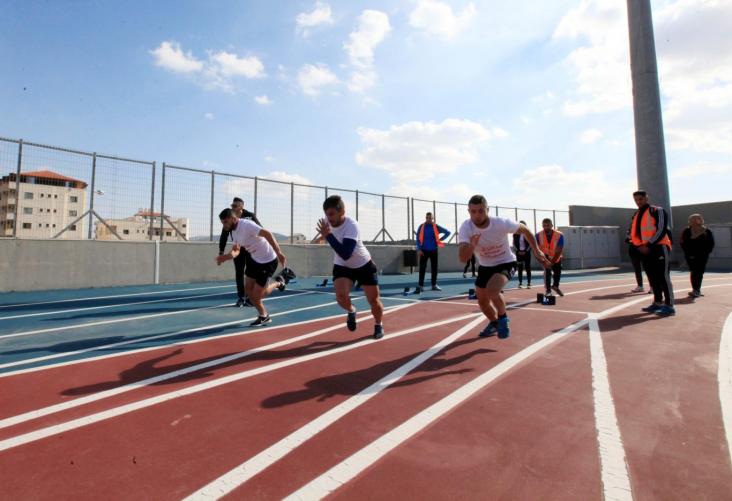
[1,0,731,215]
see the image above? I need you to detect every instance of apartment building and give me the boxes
[0,170,87,238]
[95,210,189,241]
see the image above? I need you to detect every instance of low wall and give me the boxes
[0,239,155,291]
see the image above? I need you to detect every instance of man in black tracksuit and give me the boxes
[218,197,261,307]
[631,190,675,316]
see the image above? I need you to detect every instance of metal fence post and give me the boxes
[253,176,258,215]
[410,197,415,242]
[290,182,294,244]
[325,186,328,199]
[209,171,215,241]
[355,190,359,221]
[87,153,97,240]
[381,194,386,243]
[553,209,556,225]
[406,198,410,240]
[515,207,518,220]
[12,140,22,238]
[160,163,166,241]
[149,161,156,241]
[533,209,537,234]
[432,200,436,219]
[454,202,458,239]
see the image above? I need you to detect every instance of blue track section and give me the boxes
[0,270,641,374]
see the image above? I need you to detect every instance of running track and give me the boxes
[1,271,731,500]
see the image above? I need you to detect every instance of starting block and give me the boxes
[536,293,556,305]
[468,288,477,300]
[316,279,329,287]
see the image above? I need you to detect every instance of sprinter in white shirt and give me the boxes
[458,195,550,339]
[316,195,385,339]
[216,208,287,327]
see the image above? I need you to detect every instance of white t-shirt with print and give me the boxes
[458,217,520,267]
[230,219,277,264]
[328,216,371,268]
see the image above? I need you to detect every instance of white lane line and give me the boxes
[0,291,236,321]
[0,284,235,310]
[284,315,593,501]
[517,307,592,315]
[720,313,732,470]
[0,311,480,452]
[0,291,314,340]
[588,316,633,501]
[183,314,485,500]
[0,293,344,376]
[0,303,412,430]
[284,283,732,500]
[0,282,660,377]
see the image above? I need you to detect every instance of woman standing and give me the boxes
[680,214,715,298]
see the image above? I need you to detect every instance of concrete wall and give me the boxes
[0,239,155,291]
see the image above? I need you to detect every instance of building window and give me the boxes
[46,224,49,228]
[54,194,58,199]
[70,225,77,231]
[22,222,32,229]
[23,207,33,215]
[69,210,77,217]
[70,196,78,203]
[52,224,56,228]
[53,209,57,213]
[123,229,130,235]
[166,231,172,236]
[24,192,33,200]
[38,223,42,228]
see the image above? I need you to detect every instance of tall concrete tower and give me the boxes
[627,0,672,226]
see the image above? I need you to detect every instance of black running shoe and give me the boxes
[373,324,384,340]
[275,276,286,292]
[346,309,357,331]
[250,315,271,327]
[551,286,564,297]
[243,298,254,307]
[235,298,246,308]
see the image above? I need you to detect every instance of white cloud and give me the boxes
[554,0,732,157]
[389,182,475,203]
[356,119,504,183]
[580,128,603,144]
[344,10,391,93]
[409,0,476,40]
[150,41,203,73]
[670,163,732,179]
[254,95,272,105]
[150,41,265,93]
[264,155,275,163]
[296,2,334,37]
[297,63,339,96]
[208,51,265,79]
[553,0,631,116]
[265,171,313,185]
[204,112,214,120]
[512,164,635,208]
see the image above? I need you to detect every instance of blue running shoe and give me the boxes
[642,303,663,313]
[655,305,676,316]
[373,324,384,339]
[479,321,498,337]
[497,316,510,339]
[347,309,357,331]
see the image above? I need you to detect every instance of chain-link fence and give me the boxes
[0,135,570,244]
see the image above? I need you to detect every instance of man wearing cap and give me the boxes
[218,197,261,307]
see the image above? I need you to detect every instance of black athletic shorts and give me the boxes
[475,261,517,288]
[245,257,278,287]
[333,260,379,286]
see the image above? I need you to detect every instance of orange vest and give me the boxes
[631,207,672,249]
[538,229,563,260]
[418,223,444,248]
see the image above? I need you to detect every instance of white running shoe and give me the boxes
[631,286,644,293]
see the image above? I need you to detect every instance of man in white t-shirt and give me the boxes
[316,195,385,339]
[216,208,287,327]
[458,195,549,339]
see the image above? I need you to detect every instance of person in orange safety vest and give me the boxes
[536,218,564,297]
[631,190,675,316]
